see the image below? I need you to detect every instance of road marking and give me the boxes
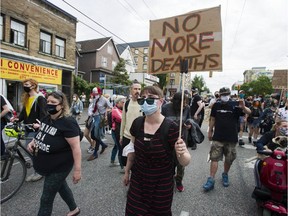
[180,211,189,216]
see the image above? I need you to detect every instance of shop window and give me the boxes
[10,19,26,47]
[0,14,4,41]
[55,37,65,58]
[40,31,52,54]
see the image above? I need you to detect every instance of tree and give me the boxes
[74,75,99,97]
[240,75,273,96]
[110,58,132,86]
[191,75,210,94]
[155,74,167,89]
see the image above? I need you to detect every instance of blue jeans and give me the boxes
[111,130,123,167]
[92,115,106,156]
[38,169,77,216]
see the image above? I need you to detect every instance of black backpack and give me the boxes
[107,110,113,128]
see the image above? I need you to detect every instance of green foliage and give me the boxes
[240,75,273,96]
[111,58,132,86]
[156,74,167,89]
[74,75,99,97]
[191,75,210,94]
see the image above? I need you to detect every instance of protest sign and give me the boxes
[149,6,222,74]
[272,69,288,89]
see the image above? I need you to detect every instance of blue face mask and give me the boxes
[279,127,288,136]
[140,100,158,116]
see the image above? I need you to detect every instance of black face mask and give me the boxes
[46,104,60,115]
[23,86,31,93]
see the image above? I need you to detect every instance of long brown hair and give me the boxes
[47,90,70,117]
[21,79,38,105]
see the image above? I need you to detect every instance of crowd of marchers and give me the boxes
[1,78,287,216]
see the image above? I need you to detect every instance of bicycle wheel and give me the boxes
[1,155,27,203]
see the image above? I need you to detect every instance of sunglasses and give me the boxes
[137,97,160,105]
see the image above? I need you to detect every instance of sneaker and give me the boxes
[222,172,229,187]
[239,140,245,146]
[191,146,197,150]
[100,144,108,154]
[203,177,215,191]
[31,173,43,182]
[176,183,185,192]
[26,173,35,182]
[87,147,95,154]
[87,153,98,161]
[248,137,252,143]
[253,141,257,147]
[109,162,120,167]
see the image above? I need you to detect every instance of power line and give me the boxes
[62,0,148,58]
[142,0,157,19]
[120,0,147,24]
[116,0,146,25]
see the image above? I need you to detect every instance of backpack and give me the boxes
[107,110,113,128]
[124,99,130,113]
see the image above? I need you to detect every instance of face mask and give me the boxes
[239,93,245,99]
[23,86,31,93]
[140,100,158,116]
[221,95,230,102]
[73,97,76,101]
[279,127,288,136]
[47,104,60,115]
[89,99,93,103]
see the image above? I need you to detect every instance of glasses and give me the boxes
[137,97,160,105]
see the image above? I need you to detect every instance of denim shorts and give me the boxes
[209,141,237,165]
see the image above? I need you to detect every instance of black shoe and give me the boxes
[100,145,108,154]
[191,146,197,150]
[248,137,252,143]
[239,140,245,146]
[87,153,98,161]
[253,141,257,147]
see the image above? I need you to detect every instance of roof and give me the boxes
[42,0,77,21]
[128,41,149,48]
[116,44,128,55]
[77,37,112,53]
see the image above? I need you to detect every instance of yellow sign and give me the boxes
[0,58,62,85]
[149,6,222,74]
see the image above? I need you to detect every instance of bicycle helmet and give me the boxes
[4,125,23,137]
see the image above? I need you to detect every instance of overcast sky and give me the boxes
[49,0,288,93]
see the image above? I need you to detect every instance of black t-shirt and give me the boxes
[1,95,8,124]
[190,94,202,116]
[33,116,80,175]
[211,101,245,143]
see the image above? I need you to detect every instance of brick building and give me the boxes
[0,0,77,111]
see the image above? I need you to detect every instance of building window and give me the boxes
[0,14,4,41]
[112,61,117,71]
[143,48,148,54]
[170,73,175,78]
[107,44,113,54]
[40,31,51,54]
[55,37,65,58]
[134,57,138,63]
[143,64,147,70]
[143,56,148,62]
[134,49,139,55]
[10,19,26,46]
[101,56,108,67]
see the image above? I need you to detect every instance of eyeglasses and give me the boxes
[137,97,160,105]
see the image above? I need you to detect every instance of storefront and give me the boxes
[0,57,74,112]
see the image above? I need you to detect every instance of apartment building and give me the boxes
[0,0,77,110]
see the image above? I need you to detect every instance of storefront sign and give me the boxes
[149,6,222,74]
[0,58,62,85]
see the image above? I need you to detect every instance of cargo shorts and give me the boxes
[209,141,237,165]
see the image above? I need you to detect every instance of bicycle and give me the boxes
[1,122,34,204]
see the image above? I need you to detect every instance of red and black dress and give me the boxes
[126,117,179,216]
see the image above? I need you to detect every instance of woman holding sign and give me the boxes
[123,86,191,215]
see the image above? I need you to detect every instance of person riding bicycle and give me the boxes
[11,79,47,182]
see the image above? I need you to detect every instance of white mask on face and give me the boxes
[221,95,230,102]
[89,98,93,103]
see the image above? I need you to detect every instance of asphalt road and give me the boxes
[1,116,259,216]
